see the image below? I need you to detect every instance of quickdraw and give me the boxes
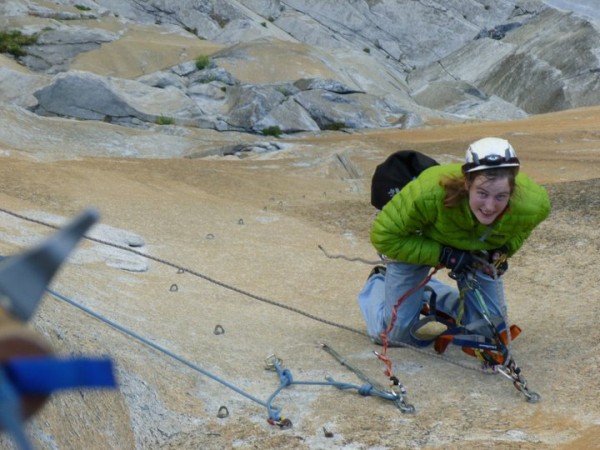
[495,358,541,403]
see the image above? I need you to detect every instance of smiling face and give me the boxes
[467,173,512,224]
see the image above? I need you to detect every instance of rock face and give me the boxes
[20,25,119,73]
[2,2,600,450]
[409,8,600,115]
[1,0,600,139]
[33,71,205,125]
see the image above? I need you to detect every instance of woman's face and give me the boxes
[467,174,511,224]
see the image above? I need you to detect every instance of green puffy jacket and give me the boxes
[370,164,551,266]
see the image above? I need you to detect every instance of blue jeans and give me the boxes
[358,262,507,346]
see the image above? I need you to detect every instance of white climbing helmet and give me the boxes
[462,137,520,173]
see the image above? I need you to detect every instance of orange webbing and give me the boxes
[461,324,522,365]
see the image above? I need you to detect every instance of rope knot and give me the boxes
[358,384,374,396]
[279,368,293,386]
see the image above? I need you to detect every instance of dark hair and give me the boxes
[441,167,518,208]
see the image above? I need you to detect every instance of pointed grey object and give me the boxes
[0,208,99,322]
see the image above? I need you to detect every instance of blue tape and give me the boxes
[4,357,116,394]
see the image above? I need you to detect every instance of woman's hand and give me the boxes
[480,246,509,276]
[491,246,509,274]
[439,247,475,274]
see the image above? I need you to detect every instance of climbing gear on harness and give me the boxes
[420,268,540,401]
[424,271,515,361]
[369,250,540,403]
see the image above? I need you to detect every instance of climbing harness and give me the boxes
[409,265,541,402]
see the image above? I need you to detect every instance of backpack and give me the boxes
[370,150,439,210]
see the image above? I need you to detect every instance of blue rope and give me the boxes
[46,288,269,410]
[265,359,398,421]
[46,288,400,425]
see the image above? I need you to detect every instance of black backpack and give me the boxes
[370,150,439,210]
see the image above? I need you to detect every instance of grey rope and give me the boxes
[0,208,496,374]
[0,208,368,338]
[317,245,383,265]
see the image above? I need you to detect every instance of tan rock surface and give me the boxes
[70,20,225,79]
[1,7,600,447]
[0,108,599,449]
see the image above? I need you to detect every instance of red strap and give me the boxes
[377,268,439,378]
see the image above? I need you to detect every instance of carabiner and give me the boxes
[264,354,283,371]
[267,417,293,429]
